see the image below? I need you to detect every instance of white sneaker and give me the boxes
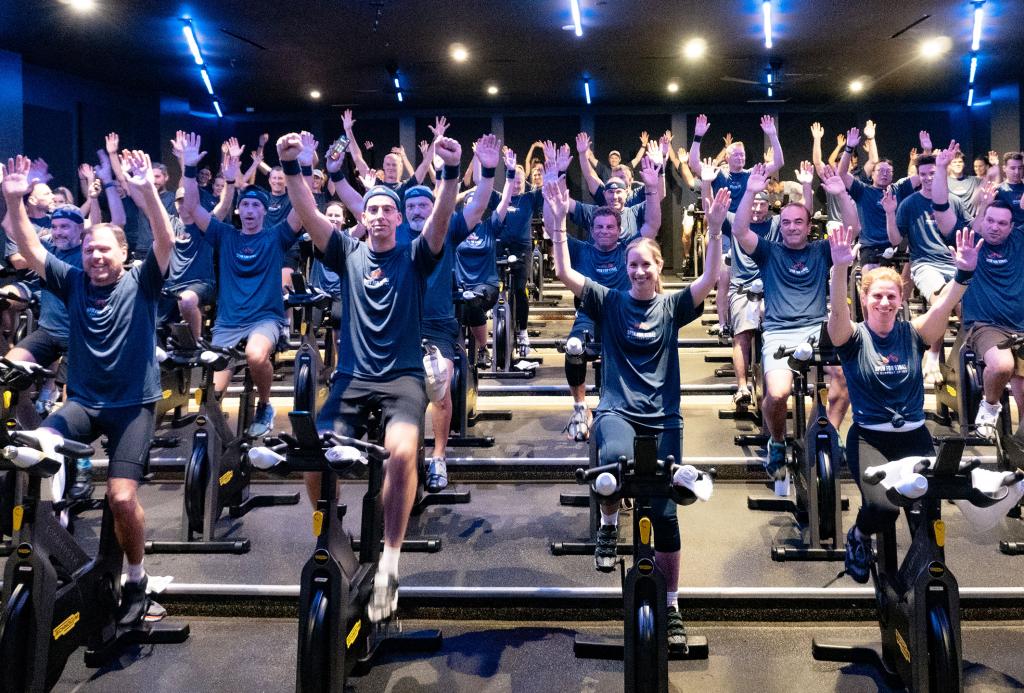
[923,352,942,387]
[517,331,531,358]
[975,401,1002,439]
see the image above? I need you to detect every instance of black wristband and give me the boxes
[932,200,951,212]
[281,159,301,176]
[505,168,516,180]
[693,134,703,144]
[844,145,855,154]
[954,268,974,285]
[480,166,496,179]
[440,164,461,180]
[103,181,117,190]
[300,165,313,177]
[328,169,344,183]
[183,165,197,179]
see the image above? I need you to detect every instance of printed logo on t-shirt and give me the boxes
[874,352,908,375]
[594,261,617,277]
[364,267,389,290]
[236,245,258,262]
[465,232,485,248]
[788,260,809,276]
[627,320,657,342]
[86,296,109,318]
[985,249,1007,266]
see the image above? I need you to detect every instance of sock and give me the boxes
[981,400,1002,415]
[379,544,400,576]
[666,590,679,610]
[126,561,145,583]
[601,509,619,526]
[78,458,92,473]
[573,402,586,412]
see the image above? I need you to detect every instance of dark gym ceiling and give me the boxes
[2,0,1022,116]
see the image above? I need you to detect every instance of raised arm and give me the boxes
[278,133,334,252]
[94,150,125,227]
[862,120,879,177]
[494,148,517,222]
[689,187,728,302]
[636,157,662,239]
[341,110,369,176]
[177,131,213,231]
[422,136,463,255]
[795,160,815,216]
[121,149,173,273]
[826,225,857,347]
[1,156,48,275]
[883,187,901,246]
[732,163,769,255]
[463,134,499,229]
[822,165,860,237]
[630,131,650,168]
[544,178,585,297]
[931,141,960,234]
[215,149,242,221]
[687,114,709,176]
[810,122,826,178]
[760,115,784,176]
[576,132,603,196]
[837,127,859,179]
[911,229,979,344]
[827,133,845,167]
[323,139,364,216]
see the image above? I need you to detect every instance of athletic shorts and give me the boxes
[48,401,156,482]
[910,262,954,305]
[421,319,460,364]
[965,323,1024,377]
[762,323,825,373]
[159,281,215,323]
[459,284,498,328]
[211,319,282,352]
[728,287,762,335]
[316,374,427,439]
[15,327,67,370]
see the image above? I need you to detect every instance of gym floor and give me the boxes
[7,282,1024,692]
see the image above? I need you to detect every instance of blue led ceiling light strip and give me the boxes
[182,19,222,117]
[967,1,983,106]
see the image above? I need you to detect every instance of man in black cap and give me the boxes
[177,131,303,438]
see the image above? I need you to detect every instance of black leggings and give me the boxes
[459,284,498,328]
[846,423,934,535]
[593,413,681,552]
[510,263,529,332]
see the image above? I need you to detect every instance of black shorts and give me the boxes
[459,284,498,328]
[48,401,156,482]
[316,375,426,440]
[283,245,302,271]
[422,319,460,363]
[159,281,215,323]
[15,327,67,370]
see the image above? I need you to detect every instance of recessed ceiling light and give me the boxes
[682,37,707,60]
[63,0,96,12]
[667,82,680,94]
[309,89,321,99]
[848,79,864,93]
[919,36,951,60]
[486,85,499,96]
[450,44,469,62]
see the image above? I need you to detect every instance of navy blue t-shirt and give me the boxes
[580,279,702,428]
[568,234,636,293]
[265,192,292,228]
[713,169,752,213]
[896,192,969,268]
[962,228,1024,330]
[309,258,341,299]
[166,221,215,290]
[396,213,467,323]
[44,250,165,407]
[751,237,832,331]
[202,218,300,329]
[848,177,917,248]
[947,175,982,218]
[592,183,646,208]
[455,215,499,288]
[730,216,779,289]
[571,201,646,243]
[37,243,83,341]
[322,231,439,380]
[995,182,1024,226]
[498,190,544,253]
[837,321,926,427]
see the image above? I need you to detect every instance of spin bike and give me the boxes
[814,438,1023,692]
[248,414,442,693]
[0,430,189,693]
[145,327,299,554]
[935,329,1016,440]
[480,252,537,380]
[572,435,711,693]
[286,271,336,415]
[746,332,847,561]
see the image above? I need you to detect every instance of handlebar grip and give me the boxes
[56,440,95,459]
[863,467,886,485]
[576,460,624,483]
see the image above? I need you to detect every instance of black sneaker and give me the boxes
[69,459,94,501]
[667,606,688,652]
[594,524,618,573]
[368,569,399,623]
[476,347,492,368]
[764,440,788,480]
[844,526,872,584]
[117,576,151,627]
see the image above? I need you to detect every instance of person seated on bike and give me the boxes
[396,135,498,493]
[177,131,304,438]
[455,148,522,367]
[2,149,175,625]
[560,157,663,441]
[889,144,973,385]
[955,198,1024,438]
[547,164,728,649]
[280,129,465,622]
[827,224,978,582]
[158,186,217,340]
[577,132,649,208]
[732,164,859,479]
